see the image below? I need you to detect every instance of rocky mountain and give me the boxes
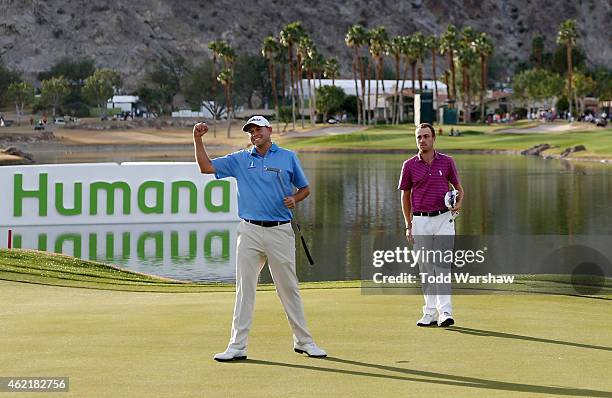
[1,0,610,87]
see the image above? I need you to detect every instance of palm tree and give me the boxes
[262,36,281,134]
[359,29,370,124]
[303,48,319,126]
[324,58,339,86]
[557,19,578,118]
[473,32,494,123]
[297,35,313,128]
[275,47,288,106]
[443,70,450,101]
[363,30,373,124]
[424,35,440,109]
[219,44,236,138]
[397,35,413,124]
[280,21,305,130]
[217,69,233,138]
[457,29,477,123]
[208,40,227,137]
[387,36,403,124]
[411,32,426,92]
[405,35,419,103]
[369,26,388,124]
[312,50,325,89]
[346,25,366,125]
[440,25,459,107]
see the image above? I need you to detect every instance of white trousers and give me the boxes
[227,221,313,350]
[412,211,455,316]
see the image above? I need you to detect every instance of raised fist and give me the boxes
[193,122,208,139]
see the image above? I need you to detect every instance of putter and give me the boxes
[265,167,315,265]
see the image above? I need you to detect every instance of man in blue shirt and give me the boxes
[193,116,326,362]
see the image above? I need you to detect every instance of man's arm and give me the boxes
[193,122,216,174]
[448,158,463,211]
[401,190,414,244]
[283,186,310,209]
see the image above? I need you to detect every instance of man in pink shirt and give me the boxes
[398,123,464,327]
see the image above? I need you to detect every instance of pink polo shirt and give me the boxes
[398,151,460,212]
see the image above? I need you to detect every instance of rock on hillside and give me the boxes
[1,0,610,87]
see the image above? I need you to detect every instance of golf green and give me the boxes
[1,276,611,397]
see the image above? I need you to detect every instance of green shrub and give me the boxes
[64,101,90,117]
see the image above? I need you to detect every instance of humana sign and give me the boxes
[0,163,239,226]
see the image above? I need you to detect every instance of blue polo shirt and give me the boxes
[211,143,309,221]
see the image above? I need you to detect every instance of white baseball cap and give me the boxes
[444,190,459,209]
[242,115,271,132]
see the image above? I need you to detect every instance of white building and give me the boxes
[300,79,447,99]
[171,101,246,119]
[106,95,140,112]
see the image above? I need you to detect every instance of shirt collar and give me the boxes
[250,142,278,156]
[417,150,438,163]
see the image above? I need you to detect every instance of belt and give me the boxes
[412,209,449,217]
[244,219,291,227]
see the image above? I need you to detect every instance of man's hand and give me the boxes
[406,227,414,245]
[451,185,464,212]
[283,196,296,209]
[193,122,208,140]
[451,196,462,212]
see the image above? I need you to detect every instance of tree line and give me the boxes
[0,57,121,125]
[1,18,609,127]
[513,19,611,116]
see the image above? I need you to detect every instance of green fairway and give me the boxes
[0,249,357,293]
[1,281,611,397]
[282,123,612,160]
[1,250,611,397]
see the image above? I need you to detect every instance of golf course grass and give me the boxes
[1,249,611,397]
[282,123,612,160]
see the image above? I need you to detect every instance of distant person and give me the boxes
[193,116,326,362]
[398,123,464,328]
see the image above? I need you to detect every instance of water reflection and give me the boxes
[8,223,237,282]
[287,153,612,282]
[6,153,612,282]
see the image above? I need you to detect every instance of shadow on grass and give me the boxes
[446,326,612,352]
[245,357,611,396]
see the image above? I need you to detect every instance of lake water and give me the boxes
[9,152,612,282]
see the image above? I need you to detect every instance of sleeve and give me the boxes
[290,153,309,189]
[398,161,412,190]
[448,158,460,186]
[211,152,238,179]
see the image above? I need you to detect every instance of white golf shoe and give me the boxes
[213,347,247,362]
[416,313,438,327]
[438,312,455,327]
[294,342,327,358]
